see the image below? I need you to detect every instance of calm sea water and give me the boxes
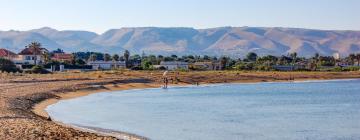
[47,79,360,140]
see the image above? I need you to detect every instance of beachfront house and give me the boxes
[87,61,126,70]
[193,61,222,70]
[51,53,74,63]
[11,47,48,65]
[160,61,189,70]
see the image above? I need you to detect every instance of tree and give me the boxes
[147,55,157,64]
[290,52,297,59]
[258,55,278,66]
[124,50,130,68]
[203,55,210,60]
[220,57,228,69]
[164,56,175,61]
[141,51,146,59]
[42,51,50,64]
[141,60,152,70]
[157,55,164,60]
[278,55,292,65]
[348,54,356,65]
[171,55,178,60]
[52,48,64,54]
[75,59,86,65]
[113,54,120,61]
[212,57,218,61]
[289,52,298,64]
[89,54,97,61]
[27,42,42,65]
[31,65,49,74]
[0,58,18,72]
[246,52,258,62]
[356,54,360,66]
[104,53,111,61]
[119,56,125,61]
[318,56,336,66]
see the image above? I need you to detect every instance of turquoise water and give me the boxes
[47,79,360,140]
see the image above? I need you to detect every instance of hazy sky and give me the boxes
[1,0,359,33]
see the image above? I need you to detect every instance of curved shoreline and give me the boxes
[32,78,360,140]
[32,83,160,139]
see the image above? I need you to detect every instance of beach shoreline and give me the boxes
[2,71,360,139]
[32,77,360,139]
[32,83,160,118]
[33,83,160,140]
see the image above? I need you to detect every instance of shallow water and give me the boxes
[47,79,360,140]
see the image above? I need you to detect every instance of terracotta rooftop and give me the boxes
[0,48,16,57]
[19,47,47,55]
[52,53,73,60]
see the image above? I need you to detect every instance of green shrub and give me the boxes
[30,65,50,74]
[344,66,360,71]
[0,58,19,73]
[331,66,343,72]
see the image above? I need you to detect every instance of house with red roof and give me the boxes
[11,47,49,65]
[0,48,17,60]
[51,53,74,63]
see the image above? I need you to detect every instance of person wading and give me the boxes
[162,71,169,89]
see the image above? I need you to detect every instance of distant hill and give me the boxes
[1,27,360,58]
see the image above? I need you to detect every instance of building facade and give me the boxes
[87,61,126,70]
[51,53,74,63]
[12,47,48,65]
[160,61,189,70]
[193,61,222,70]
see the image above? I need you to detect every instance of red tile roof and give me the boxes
[53,53,73,59]
[52,53,73,61]
[18,47,45,55]
[0,48,16,57]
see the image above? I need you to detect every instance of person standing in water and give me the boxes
[162,71,169,89]
[165,77,169,89]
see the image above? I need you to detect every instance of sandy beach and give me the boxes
[1,70,360,139]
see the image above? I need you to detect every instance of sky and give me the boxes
[0,0,359,34]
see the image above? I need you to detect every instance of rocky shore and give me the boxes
[1,71,360,139]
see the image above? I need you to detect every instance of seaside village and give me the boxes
[1,42,360,73]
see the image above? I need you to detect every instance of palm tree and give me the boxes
[290,52,297,65]
[246,52,258,62]
[356,54,360,66]
[104,53,111,61]
[112,54,120,61]
[89,54,97,61]
[348,54,356,65]
[312,53,320,68]
[220,57,228,70]
[124,50,130,68]
[27,42,42,65]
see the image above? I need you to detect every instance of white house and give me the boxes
[87,61,126,70]
[160,61,189,70]
[12,47,48,65]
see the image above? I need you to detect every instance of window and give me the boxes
[25,56,31,60]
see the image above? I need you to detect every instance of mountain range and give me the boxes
[1,27,360,58]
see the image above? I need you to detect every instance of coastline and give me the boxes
[32,83,161,140]
[2,70,357,139]
[32,77,360,139]
[33,83,161,118]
